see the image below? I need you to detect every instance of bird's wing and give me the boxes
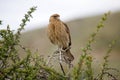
[62,22,71,46]
[47,23,55,44]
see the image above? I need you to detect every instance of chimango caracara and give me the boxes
[47,14,74,63]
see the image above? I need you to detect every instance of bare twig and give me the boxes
[59,62,66,76]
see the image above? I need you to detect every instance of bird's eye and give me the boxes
[54,16,57,17]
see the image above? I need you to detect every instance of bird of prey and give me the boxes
[47,14,74,63]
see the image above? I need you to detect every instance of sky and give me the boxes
[0,0,120,31]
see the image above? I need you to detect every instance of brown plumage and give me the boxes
[47,14,74,62]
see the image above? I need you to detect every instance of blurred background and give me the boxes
[0,0,120,30]
[0,0,120,77]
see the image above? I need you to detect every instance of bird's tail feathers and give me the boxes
[64,49,74,63]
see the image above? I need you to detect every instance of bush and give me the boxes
[0,7,119,80]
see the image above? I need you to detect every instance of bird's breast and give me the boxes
[48,21,69,48]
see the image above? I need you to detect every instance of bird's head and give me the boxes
[51,14,60,17]
[49,14,60,22]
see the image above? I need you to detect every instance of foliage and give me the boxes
[0,7,119,80]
